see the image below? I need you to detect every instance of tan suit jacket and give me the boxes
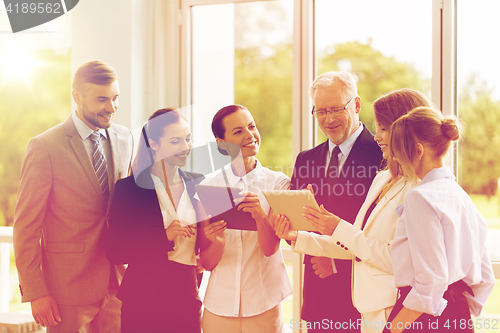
[13,115,133,305]
[293,170,416,314]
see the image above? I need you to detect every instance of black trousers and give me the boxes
[382,280,474,333]
[119,261,202,333]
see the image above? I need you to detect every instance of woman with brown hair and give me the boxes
[106,108,203,333]
[274,89,432,333]
[383,107,494,333]
[198,104,292,333]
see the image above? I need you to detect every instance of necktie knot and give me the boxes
[332,145,341,157]
[89,131,102,143]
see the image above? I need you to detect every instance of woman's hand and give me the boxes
[204,219,226,246]
[165,220,196,242]
[235,191,267,222]
[273,214,298,242]
[303,205,341,236]
[388,307,423,333]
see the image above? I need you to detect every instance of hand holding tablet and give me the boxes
[195,184,257,231]
[302,205,341,236]
[234,191,268,223]
[272,213,298,242]
[262,190,320,231]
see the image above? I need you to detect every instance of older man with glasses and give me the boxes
[289,71,382,332]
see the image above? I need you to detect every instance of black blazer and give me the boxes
[106,168,204,301]
[291,125,382,325]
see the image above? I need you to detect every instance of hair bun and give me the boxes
[441,118,460,141]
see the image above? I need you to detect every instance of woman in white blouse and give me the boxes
[106,109,204,333]
[274,89,432,333]
[198,104,292,333]
[382,107,495,333]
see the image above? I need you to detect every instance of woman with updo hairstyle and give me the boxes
[106,108,204,333]
[273,88,432,333]
[197,104,292,333]
[383,107,495,333]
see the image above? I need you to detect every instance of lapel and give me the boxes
[180,170,195,198]
[362,173,408,231]
[134,177,163,227]
[340,125,373,178]
[106,127,119,198]
[133,168,204,226]
[179,169,204,208]
[314,141,330,180]
[325,125,375,208]
[63,116,104,202]
[135,167,204,207]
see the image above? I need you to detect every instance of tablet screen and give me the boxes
[195,184,257,231]
[263,190,319,231]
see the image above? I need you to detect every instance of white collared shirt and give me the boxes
[201,160,293,317]
[326,122,363,176]
[392,167,495,317]
[71,111,111,162]
[151,171,197,266]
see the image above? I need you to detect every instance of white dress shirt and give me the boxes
[151,170,197,266]
[326,121,363,176]
[71,111,111,162]
[201,160,293,317]
[391,166,495,317]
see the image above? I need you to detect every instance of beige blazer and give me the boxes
[293,170,416,314]
[13,115,133,305]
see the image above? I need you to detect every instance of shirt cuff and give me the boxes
[402,287,448,316]
[293,231,338,274]
[291,231,308,253]
[330,258,337,274]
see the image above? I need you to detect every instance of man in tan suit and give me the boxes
[13,60,133,332]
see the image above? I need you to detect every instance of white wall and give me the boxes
[70,0,148,130]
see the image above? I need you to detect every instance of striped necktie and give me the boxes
[89,132,109,202]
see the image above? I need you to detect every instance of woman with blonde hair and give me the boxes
[274,88,432,333]
[383,107,495,332]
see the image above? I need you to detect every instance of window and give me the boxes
[181,1,499,331]
[315,0,432,143]
[0,11,72,312]
[457,0,500,318]
[189,0,294,175]
[187,1,296,328]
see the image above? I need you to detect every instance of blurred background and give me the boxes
[0,0,499,332]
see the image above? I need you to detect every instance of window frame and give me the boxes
[156,0,499,330]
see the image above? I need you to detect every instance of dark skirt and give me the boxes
[382,280,474,333]
[119,260,202,333]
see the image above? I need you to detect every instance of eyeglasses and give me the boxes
[311,96,358,118]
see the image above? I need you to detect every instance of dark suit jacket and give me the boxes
[106,168,204,302]
[290,125,382,326]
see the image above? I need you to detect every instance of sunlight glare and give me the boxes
[1,47,39,82]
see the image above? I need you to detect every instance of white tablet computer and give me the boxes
[262,190,320,231]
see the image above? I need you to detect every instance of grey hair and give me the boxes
[309,71,358,100]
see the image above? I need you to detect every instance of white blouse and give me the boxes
[151,171,197,266]
[391,167,495,317]
[201,160,293,317]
